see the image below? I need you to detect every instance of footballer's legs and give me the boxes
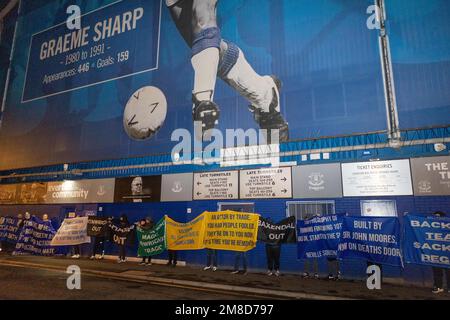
[169,0,288,142]
[218,41,289,143]
[169,0,221,137]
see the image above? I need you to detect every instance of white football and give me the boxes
[123,86,168,140]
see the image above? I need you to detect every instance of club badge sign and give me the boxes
[292,163,343,199]
[193,171,239,200]
[161,173,193,202]
[240,167,292,199]
[114,175,162,203]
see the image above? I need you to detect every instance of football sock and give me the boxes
[191,47,220,102]
[220,44,275,113]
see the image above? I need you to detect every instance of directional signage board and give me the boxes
[240,167,292,199]
[193,171,239,200]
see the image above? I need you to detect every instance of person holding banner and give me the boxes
[138,217,154,266]
[115,214,134,263]
[326,257,341,281]
[66,212,82,259]
[167,250,178,267]
[231,251,248,275]
[204,249,218,271]
[266,242,281,277]
[431,211,450,294]
[88,216,111,260]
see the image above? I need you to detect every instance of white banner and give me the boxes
[240,167,292,199]
[50,217,91,246]
[342,159,413,196]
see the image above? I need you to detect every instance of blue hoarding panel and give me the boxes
[387,0,450,129]
[1,0,387,170]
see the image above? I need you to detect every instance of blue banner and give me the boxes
[297,214,343,259]
[13,216,56,256]
[0,216,23,244]
[338,216,403,267]
[403,215,450,269]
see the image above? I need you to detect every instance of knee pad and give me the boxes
[192,27,221,56]
[218,40,240,78]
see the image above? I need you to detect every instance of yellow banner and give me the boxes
[204,211,260,252]
[165,213,206,250]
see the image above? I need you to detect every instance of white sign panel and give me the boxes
[342,160,413,196]
[193,171,239,200]
[240,167,292,199]
[50,217,91,246]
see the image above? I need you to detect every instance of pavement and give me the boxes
[0,253,449,300]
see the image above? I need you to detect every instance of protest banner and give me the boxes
[403,214,450,269]
[166,214,206,250]
[87,216,109,237]
[109,223,136,246]
[137,218,166,257]
[14,216,56,256]
[0,217,23,243]
[51,217,91,246]
[258,216,297,245]
[297,214,343,259]
[204,211,259,252]
[338,216,403,267]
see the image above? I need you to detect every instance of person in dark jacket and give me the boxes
[67,212,82,259]
[116,214,133,263]
[266,242,281,276]
[167,250,178,267]
[431,211,450,294]
[204,249,218,271]
[138,217,154,266]
[90,218,110,260]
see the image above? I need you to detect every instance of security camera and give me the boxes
[434,143,447,153]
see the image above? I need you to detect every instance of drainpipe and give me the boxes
[376,0,401,148]
[0,0,21,128]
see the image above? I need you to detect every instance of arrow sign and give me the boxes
[281,177,287,182]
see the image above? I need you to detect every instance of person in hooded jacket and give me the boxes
[431,211,450,294]
[138,217,154,266]
[116,214,134,263]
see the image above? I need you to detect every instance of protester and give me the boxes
[231,251,248,275]
[67,212,82,259]
[89,216,111,260]
[167,250,178,267]
[116,214,132,263]
[203,249,218,271]
[303,258,319,279]
[90,232,106,260]
[430,211,450,294]
[138,217,154,266]
[265,242,281,276]
[327,257,341,280]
